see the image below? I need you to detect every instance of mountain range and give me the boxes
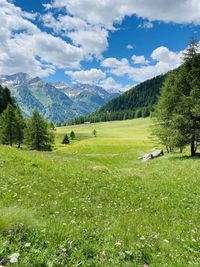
[0,73,120,122]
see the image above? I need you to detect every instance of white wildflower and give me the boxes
[24,242,31,248]
[125,250,132,256]
[10,253,20,263]
[115,241,121,247]
[163,239,169,243]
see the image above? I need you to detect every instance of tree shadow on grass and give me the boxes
[167,152,200,161]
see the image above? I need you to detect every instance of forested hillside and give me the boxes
[67,73,167,125]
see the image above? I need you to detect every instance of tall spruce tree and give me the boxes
[153,39,200,156]
[25,110,54,151]
[15,107,25,148]
[0,104,16,146]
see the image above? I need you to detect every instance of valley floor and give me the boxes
[0,118,200,266]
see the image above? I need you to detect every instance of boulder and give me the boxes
[151,149,164,158]
[139,149,164,162]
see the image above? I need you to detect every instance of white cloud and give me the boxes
[0,0,85,77]
[50,0,200,26]
[44,0,200,62]
[132,55,149,65]
[126,44,134,50]
[68,27,109,59]
[151,46,183,67]
[99,77,123,91]
[138,21,153,29]
[65,68,106,84]
[42,13,88,33]
[101,46,183,83]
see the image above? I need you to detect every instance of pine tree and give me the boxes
[70,130,75,140]
[0,104,16,146]
[15,107,25,148]
[62,134,70,144]
[25,110,54,151]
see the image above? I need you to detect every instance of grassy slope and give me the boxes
[0,118,200,266]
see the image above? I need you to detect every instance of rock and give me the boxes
[142,153,154,162]
[139,149,164,162]
[151,149,164,158]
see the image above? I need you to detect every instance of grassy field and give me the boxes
[0,118,200,266]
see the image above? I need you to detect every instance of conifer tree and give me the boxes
[70,130,75,140]
[15,107,25,148]
[62,134,70,144]
[25,110,54,151]
[0,104,16,146]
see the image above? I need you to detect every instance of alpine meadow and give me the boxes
[1,1,200,267]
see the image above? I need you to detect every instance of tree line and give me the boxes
[66,107,150,126]
[153,39,200,157]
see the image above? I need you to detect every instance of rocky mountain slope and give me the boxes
[0,73,120,122]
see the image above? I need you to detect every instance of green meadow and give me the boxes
[0,118,200,266]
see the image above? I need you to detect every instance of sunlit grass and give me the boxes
[0,118,200,266]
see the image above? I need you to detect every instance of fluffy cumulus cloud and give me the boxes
[0,0,84,77]
[43,0,200,68]
[50,0,200,26]
[68,28,108,59]
[99,77,124,91]
[132,55,149,65]
[65,68,106,84]
[101,47,183,83]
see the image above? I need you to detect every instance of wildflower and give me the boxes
[24,242,31,248]
[0,258,7,265]
[125,250,132,256]
[144,264,148,267]
[3,240,9,246]
[10,253,20,263]
[163,239,169,243]
[115,241,121,247]
[140,236,145,241]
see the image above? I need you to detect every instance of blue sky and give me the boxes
[1,0,200,91]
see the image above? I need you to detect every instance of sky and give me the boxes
[0,0,200,92]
